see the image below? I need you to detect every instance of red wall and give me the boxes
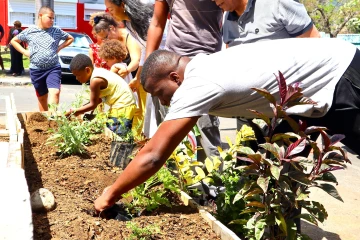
[72,3,95,41]
[0,2,96,46]
[0,0,9,45]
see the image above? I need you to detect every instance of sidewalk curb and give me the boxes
[0,81,32,86]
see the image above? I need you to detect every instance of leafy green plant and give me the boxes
[209,71,351,239]
[123,167,180,214]
[125,221,160,240]
[45,103,107,156]
[46,105,92,156]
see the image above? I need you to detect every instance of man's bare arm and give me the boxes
[145,1,169,59]
[297,24,321,38]
[94,116,200,211]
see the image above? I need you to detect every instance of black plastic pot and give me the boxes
[109,141,137,169]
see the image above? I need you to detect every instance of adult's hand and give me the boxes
[128,78,140,92]
[94,186,120,213]
[111,64,128,78]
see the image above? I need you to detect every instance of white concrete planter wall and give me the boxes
[0,94,33,240]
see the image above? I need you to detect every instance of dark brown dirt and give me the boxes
[23,113,220,240]
[0,124,9,142]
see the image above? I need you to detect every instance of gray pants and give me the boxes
[153,96,221,161]
[196,114,221,161]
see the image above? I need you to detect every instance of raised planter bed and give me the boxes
[20,111,240,239]
[0,94,32,240]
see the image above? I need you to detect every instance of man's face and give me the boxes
[212,0,241,12]
[145,76,180,107]
[72,68,91,84]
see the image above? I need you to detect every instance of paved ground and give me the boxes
[1,72,359,240]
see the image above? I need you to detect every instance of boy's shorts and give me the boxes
[107,104,136,137]
[30,65,62,97]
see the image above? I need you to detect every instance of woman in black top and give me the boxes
[7,20,24,76]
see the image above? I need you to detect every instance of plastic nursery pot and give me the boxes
[109,141,137,169]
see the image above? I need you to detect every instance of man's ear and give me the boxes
[169,72,181,86]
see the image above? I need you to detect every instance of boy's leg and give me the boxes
[30,68,50,112]
[37,93,49,111]
[46,65,62,106]
[48,88,60,105]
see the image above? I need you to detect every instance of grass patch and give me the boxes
[0,45,30,69]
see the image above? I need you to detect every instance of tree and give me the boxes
[302,0,360,37]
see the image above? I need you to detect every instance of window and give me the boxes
[54,15,76,29]
[9,12,35,26]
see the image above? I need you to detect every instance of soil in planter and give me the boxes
[0,124,9,142]
[23,113,220,240]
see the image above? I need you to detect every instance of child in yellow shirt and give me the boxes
[99,39,145,139]
[67,53,136,137]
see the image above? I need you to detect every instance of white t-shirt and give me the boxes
[165,38,356,121]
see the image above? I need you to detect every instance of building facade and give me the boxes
[0,0,106,45]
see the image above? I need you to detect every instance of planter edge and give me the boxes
[180,191,242,240]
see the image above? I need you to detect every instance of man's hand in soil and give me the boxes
[94,185,121,213]
[93,117,199,212]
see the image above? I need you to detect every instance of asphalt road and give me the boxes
[0,75,83,113]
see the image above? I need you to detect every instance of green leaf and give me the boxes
[284,171,311,185]
[233,192,244,204]
[244,188,264,199]
[275,212,287,235]
[296,192,309,201]
[195,167,206,179]
[255,219,266,240]
[314,183,343,202]
[251,87,277,106]
[248,154,263,165]
[246,201,266,208]
[315,172,338,184]
[283,114,299,133]
[257,176,270,193]
[270,165,281,180]
[294,213,318,226]
[286,220,297,240]
[259,143,280,159]
[229,219,248,225]
[204,158,214,173]
[238,146,256,155]
[271,132,300,142]
[304,126,327,135]
[248,109,271,126]
[302,201,328,222]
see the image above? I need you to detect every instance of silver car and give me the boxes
[58,32,93,75]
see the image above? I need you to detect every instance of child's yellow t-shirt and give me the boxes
[91,68,136,118]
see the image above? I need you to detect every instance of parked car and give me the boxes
[58,32,93,75]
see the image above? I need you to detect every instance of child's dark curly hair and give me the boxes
[99,39,128,62]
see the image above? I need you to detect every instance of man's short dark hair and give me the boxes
[141,50,181,89]
[70,54,93,71]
